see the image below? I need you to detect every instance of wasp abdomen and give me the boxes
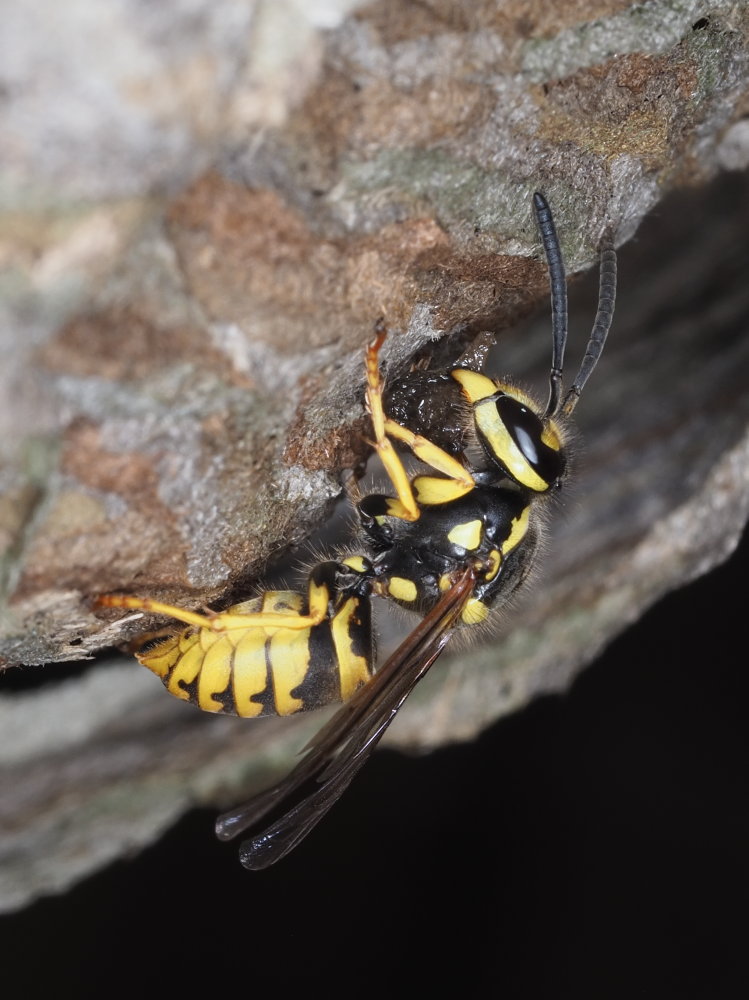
[137,590,374,718]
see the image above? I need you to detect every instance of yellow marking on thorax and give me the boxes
[388,576,418,603]
[474,399,548,492]
[485,549,502,582]
[447,518,483,550]
[413,476,473,505]
[461,598,489,625]
[342,555,368,573]
[505,505,531,553]
[331,597,372,702]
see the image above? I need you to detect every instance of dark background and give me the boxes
[3,526,747,997]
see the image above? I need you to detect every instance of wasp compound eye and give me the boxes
[488,394,566,490]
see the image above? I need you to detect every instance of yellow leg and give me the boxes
[218,573,331,630]
[95,594,325,633]
[366,325,420,521]
[383,419,474,489]
[365,324,476,518]
[96,594,215,629]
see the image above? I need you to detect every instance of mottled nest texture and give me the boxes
[1,0,748,907]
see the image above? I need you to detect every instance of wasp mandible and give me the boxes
[97,192,617,869]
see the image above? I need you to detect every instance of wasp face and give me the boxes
[450,369,566,492]
[469,388,565,493]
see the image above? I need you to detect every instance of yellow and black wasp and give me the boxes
[96,192,617,869]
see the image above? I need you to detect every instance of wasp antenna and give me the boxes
[561,240,617,417]
[533,192,568,418]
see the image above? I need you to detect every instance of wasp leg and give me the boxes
[366,324,475,519]
[382,419,474,488]
[98,590,323,634]
[96,559,373,635]
[366,324,420,521]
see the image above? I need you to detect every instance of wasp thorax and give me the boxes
[474,392,566,492]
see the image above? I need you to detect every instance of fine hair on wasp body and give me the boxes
[95,191,617,869]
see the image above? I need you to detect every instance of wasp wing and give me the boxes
[215,567,476,870]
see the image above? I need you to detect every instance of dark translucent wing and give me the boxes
[215,567,476,870]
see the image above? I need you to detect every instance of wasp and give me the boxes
[96,192,617,869]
